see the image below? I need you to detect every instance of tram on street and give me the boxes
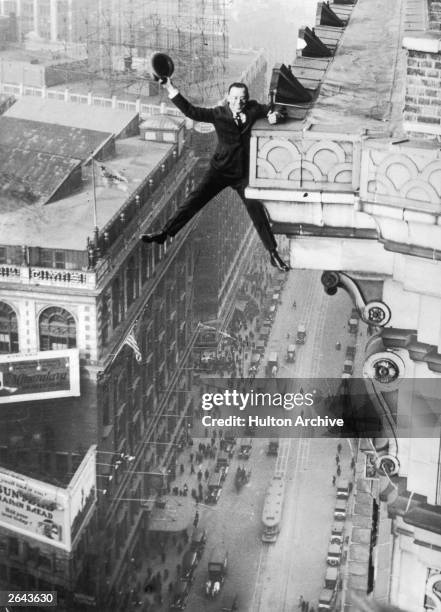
[261,474,285,542]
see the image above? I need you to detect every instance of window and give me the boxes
[8,537,19,556]
[0,302,19,353]
[112,277,123,329]
[39,307,76,351]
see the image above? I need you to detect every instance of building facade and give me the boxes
[246,0,441,610]
[0,100,199,609]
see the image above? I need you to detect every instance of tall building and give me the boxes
[0,96,199,609]
[246,0,441,609]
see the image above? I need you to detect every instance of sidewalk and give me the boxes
[134,436,221,611]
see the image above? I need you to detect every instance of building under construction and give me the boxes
[86,0,229,102]
[0,1,228,100]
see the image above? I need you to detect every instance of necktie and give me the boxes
[235,113,243,128]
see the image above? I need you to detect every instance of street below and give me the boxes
[184,269,361,611]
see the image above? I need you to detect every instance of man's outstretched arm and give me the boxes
[162,77,216,124]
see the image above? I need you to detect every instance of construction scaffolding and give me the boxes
[84,0,229,101]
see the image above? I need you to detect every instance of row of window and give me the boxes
[0,302,76,354]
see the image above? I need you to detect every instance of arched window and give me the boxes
[39,307,76,351]
[0,302,19,354]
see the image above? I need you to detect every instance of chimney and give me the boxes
[403,32,441,139]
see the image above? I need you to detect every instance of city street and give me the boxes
[185,269,361,611]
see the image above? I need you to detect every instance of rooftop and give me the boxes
[5,97,138,136]
[252,0,407,137]
[0,137,172,250]
[0,47,80,65]
[0,116,112,160]
[0,145,80,205]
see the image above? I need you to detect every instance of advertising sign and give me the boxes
[68,446,97,546]
[0,348,80,404]
[0,446,96,551]
[0,468,69,550]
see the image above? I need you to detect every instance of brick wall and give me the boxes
[429,0,441,30]
[404,48,441,135]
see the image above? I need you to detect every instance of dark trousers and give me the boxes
[163,168,277,252]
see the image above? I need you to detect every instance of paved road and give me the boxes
[186,269,360,611]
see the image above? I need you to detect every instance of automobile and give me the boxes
[181,549,199,582]
[296,324,306,344]
[346,345,356,359]
[215,451,230,473]
[334,499,347,521]
[267,440,279,456]
[330,522,344,545]
[206,547,228,597]
[190,527,207,557]
[170,579,191,610]
[327,543,342,567]
[238,438,252,459]
[336,478,350,499]
[206,472,224,504]
[318,588,336,611]
[349,315,359,334]
[266,352,278,377]
[220,592,239,611]
[256,341,266,355]
[286,344,296,363]
[342,359,354,378]
[325,566,338,590]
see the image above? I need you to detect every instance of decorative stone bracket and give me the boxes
[321,271,391,327]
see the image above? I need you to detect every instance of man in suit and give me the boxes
[141,79,289,271]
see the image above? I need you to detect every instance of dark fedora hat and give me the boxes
[151,53,174,82]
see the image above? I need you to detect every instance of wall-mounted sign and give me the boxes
[0,446,96,551]
[0,348,80,404]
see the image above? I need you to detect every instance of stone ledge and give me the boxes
[403,31,441,53]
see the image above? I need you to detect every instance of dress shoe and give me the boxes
[140,231,167,244]
[269,249,290,272]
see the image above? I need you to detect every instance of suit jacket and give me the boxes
[171,92,270,181]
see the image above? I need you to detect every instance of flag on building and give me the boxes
[93,160,129,192]
[123,326,142,363]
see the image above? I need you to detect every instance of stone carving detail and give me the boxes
[426,571,441,612]
[0,265,20,279]
[254,135,354,189]
[361,146,441,211]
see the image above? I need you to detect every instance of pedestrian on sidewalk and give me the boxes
[190,453,194,463]
[204,469,209,481]
[332,475,336,486]
[337,464,342,477]
[193,510,200,528]
[335,454,340,465]
[337,443,342,454]
[197,469,203,482]
[190,463,195,475]
[351,457,356,470]
[180,463,184,475]
[349,481,353,494]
